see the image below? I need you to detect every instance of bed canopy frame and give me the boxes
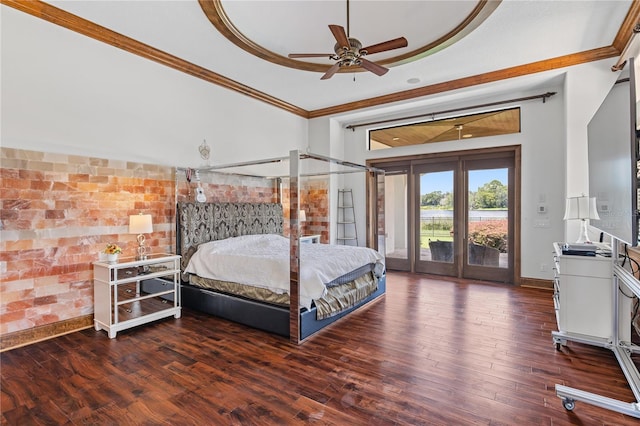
[175,150,386,344]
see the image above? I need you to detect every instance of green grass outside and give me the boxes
[420,216,454,248]
[420,230,453,247]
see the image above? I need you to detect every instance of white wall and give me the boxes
[1,7,307,168]
[334,85,566,281]
[309,60,619,280]
[3,6,622,281]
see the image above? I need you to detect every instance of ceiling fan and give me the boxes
[288,0,408,80]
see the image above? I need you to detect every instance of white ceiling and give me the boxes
[47,0,631,113]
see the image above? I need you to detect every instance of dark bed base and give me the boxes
[172,202,386,341]
[174,275,386,340]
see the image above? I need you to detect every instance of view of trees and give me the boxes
[421,180,507,209]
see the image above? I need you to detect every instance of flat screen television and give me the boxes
[587,57,639,246]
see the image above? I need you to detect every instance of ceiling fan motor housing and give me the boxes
[334,38,364,66]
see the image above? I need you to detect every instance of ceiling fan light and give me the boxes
[334,43,347,55]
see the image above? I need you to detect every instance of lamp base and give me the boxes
[136,234,148,271]
[575,219,592,244]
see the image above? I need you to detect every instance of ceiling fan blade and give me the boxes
[329,25,350,48]
[288,53,333,58]
[361,37,408,55]
[359,58,388,76]
[321,62,341,80]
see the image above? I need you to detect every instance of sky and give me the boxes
[420,168,507,194]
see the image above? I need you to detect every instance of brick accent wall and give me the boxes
[0,150,332,338]
[0,148,175,336]
[176,171,280,204]
[301,179,329,243]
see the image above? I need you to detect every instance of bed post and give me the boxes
[289,149,301,344]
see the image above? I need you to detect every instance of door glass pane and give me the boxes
[384,173,408,260]
[467,168,508,268]
[420,171,454,263]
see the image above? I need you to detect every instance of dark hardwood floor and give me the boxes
[2,272,639,425]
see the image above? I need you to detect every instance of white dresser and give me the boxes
[552,242,631,345]
[553,242,640,417]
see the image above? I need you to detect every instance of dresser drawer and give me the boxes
[557,255,611,278]
[140,278,176,302]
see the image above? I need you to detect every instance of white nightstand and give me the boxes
[93,253,181,338]
[300,234,321,244]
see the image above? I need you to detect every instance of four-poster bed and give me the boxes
[161,150,386,344]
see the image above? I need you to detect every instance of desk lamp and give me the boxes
[129,213,153,261]
[563,195,599,243]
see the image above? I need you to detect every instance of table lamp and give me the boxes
[129,213,153,260]
[563,195,600,243]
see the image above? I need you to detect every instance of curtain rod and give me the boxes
[344,91,557,131]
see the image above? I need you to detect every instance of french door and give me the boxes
[382,166,411,271]
[462,156,514,283]
[414,161,458,276]
[375,148,517,284]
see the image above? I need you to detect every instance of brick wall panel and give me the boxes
[0,148,176,336]
[2,149,333,337]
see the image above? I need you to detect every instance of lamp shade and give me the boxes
[563,196,600,221]
[129,214,153,234]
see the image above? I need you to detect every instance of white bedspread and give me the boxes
[184,234,384,310]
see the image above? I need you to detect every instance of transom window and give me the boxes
[368,108,521,150]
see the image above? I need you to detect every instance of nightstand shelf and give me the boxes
[93,253,181,338]
[300,234,321,244]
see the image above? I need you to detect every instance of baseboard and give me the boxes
[0,315,94,352]
[521,277,553,290]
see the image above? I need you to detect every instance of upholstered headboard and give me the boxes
[176,202,284,274]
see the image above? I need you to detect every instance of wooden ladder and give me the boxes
[337,189,357,245]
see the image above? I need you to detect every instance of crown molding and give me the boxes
[2,0,637,120]
[1,0,310,118]
[199,0,500,73]
[308,46,621,118]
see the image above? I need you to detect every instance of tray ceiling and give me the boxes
[9,0,638,116]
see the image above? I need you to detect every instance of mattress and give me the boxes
[184,233,385,310]
[187,269,378,320]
